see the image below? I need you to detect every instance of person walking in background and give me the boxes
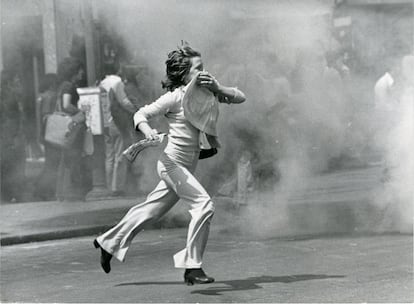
[373,60,400,153]
[34,73,60,201]
[93,43,246,285]
[123,65,143,109]
[374,61,399,114]
[55,57,91,202]
[373,59,403,182]
[100,62,138,197]
[0,70,26,203]
[122,64,152,194]
[122,64,150,142]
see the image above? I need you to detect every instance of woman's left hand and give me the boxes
[196,71,220,93]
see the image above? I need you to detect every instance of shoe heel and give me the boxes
[93,239,100,249]
[184,278,194,286]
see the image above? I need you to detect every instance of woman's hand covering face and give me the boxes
[196,71,220,93]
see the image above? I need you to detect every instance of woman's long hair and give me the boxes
[161,43,201,92]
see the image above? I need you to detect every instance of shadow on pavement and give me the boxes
[116,274,345,295]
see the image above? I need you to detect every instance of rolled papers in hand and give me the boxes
[122,133,166,162]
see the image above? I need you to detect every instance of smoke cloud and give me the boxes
[370,57,414,234]
[96,0,413,237]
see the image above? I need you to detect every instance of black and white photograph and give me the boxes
[0,0,413,303]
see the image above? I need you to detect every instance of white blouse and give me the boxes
[133,86,201,153]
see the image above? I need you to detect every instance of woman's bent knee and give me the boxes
[195,197,215,215]
[206,199,215,213]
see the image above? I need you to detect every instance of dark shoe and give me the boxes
[93,239,112,274]
[184,268,215,285]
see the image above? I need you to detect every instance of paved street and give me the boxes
[1,165,413,303]
[2,1,413,303]
[1,228,412,303]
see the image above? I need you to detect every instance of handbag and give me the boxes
[199,148,218,160]
[44,95,85,149]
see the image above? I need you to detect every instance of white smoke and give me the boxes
[95,0,413,236]
[370,57,414,234]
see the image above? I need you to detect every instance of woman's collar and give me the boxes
[180,84,189,93]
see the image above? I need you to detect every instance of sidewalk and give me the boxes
[0,196,189,246]
[1,165,385,246]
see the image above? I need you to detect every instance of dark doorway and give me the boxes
[1,15,46,202]
[2,15,45,158]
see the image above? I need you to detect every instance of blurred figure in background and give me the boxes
[122,64,151,195]
[123,65,143,110]
[100,62,138,197]
[324,50,348,127]
[34,73,60,201]
[55,57,91,202]
[122,64,150,140]
[373,59,401,157]
[0,70,26,202]
[373,58,402,182]
[374,55,414,232]
[374,60,399,115]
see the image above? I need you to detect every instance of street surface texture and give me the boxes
[1,228,412,303]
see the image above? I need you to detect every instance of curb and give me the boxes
[0,225,110,246]
[0,218,188,247]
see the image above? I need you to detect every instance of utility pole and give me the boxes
[81,0,111,200]
[0,0,3,74]
[82,0,96,86]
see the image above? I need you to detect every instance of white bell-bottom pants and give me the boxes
[96,149,215,268]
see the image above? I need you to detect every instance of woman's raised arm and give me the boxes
[196,71,246,104]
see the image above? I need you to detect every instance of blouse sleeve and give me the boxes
[217,87,245,104]
[133,91,177,129]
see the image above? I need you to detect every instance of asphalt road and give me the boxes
[1,228,412,303]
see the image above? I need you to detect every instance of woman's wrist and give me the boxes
[215,84,226,95]
[216,85,234,99]
[216,84,224,94]
[138,122,151,134]
[231,87,238,100]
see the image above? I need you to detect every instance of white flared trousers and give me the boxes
[96,150,215,268]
